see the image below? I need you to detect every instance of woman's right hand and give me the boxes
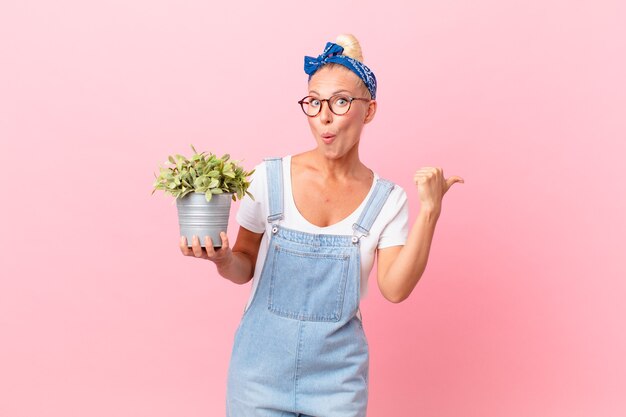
[179,232,233,268]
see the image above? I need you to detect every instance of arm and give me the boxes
[216,226,264,285]
[377,166,464,303]
[180,162,267,284]
[376,207,440,303]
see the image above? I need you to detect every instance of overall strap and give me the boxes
[264,157,284,224]
[352,178,395,242]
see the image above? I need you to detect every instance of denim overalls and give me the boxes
[226,157,395,417]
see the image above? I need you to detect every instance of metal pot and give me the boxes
[176,191,233,248]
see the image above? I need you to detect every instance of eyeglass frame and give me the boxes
[297,94,372,117]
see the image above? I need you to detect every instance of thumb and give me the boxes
[445,176,465,191]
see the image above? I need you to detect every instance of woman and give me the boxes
[180,34,464,417]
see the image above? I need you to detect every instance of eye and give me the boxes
[333,95,350,106]
[310,98,321,107]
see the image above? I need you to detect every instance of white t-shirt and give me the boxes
[236,154,410,313]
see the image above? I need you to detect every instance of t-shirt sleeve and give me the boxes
[377,185,410,249]
[235,162,266,234]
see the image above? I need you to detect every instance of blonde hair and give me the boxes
[334,33,364,62]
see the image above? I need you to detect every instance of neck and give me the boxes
[310,146,365,182]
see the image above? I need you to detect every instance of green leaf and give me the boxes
[156,147,256,200]
[205,191,213,202]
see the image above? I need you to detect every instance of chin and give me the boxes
[317,147,346,160]
[316,145,336,155]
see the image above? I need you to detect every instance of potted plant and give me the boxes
[152,144,255,248]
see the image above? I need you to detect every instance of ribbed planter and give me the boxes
[176,191,233,248]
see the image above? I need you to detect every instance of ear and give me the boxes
[364,99,377,124]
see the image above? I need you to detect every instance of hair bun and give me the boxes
[334,33,364,63]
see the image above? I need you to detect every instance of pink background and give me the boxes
[1,1,624,416]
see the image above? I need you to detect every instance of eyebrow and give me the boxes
[308,89,353,95]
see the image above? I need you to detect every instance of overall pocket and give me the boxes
[268,244,350,322]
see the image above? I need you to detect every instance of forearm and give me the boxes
[380,207,440,302]
[215,251,255,285]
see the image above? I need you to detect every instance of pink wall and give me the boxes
[1,1,624,416]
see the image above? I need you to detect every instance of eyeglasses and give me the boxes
[298,94,371,117]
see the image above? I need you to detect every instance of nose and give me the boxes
[319,100,333,124]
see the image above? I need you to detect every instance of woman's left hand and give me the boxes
[414,167,464,213]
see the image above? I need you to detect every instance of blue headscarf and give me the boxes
[304,42,377,100]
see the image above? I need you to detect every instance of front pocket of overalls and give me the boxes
[268,245,350,322]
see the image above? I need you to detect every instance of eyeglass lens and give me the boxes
[301,95,351,116]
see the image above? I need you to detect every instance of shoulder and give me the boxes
[252,153,289,179]
[258,154,295,181]
[377,176,408,202]
[247,154,290,191]
[375,178,409,217]
[247,160,267,190]
[389,182,408,200]
[259,155,290,171]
